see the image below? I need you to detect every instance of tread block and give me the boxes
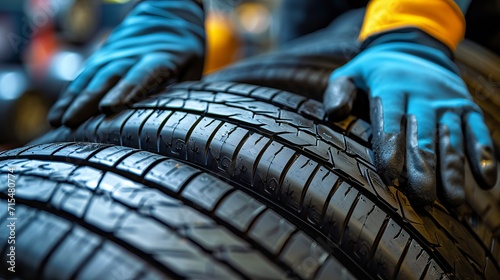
[365,168,400,212]
[88,146,137,167]
[332,151,368,186]
[186,226,250,251]
[280,155,319,211]
[418,259,445,280]
[187,117,223,166]
[373,219,410,279]
[43,227,101,280]
[223,250,284,279]
[96,110,135,146]
[74,115,105,143]
[341,196,387,266]
[116,151,164,177]
[279,110,316,134]
[152,202,215,228]
[315,257,356,280]
[228,101,280,118]
[249,86,281,101]
[349,119,372,144]
[324,181,358,242]
[428,207,486,270]
[145,159,199,193]
[279,232,328,280]
[317,124,346,150]
[159,112,200,160]
[140,110,173,152]
[77,241,145,280]
[207,124,249,178]
[249,209,296,254]
[255,142,296,197]
[182,99,210,113]
[121,110,155,149]
[233,133,271,186]
[298,99,326,121]
[272,91,307,110]
[345,137,374,166]
[67,166,103,191]
[50,183,92,218]
[256,115,297,133]
[52,142,108,164]
[397,239,430,280]
[304,138,336,164]
[215,191,266,232]
[181,174,233,211]
[303,166,340,226]
[112,181,176,211]
[84,194,128,233]
[116,212,179,254]
[226,83,259,96]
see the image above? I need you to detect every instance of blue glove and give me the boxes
[324,41,498,206]
[48,0,205,127]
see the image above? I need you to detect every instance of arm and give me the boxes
[323,0,497,206]
[277,0,366,45]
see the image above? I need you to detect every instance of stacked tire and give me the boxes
[2,21,500,280]
[1,78,498,279]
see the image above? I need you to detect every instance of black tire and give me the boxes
[0,142,356,280]
[34,81,500,279]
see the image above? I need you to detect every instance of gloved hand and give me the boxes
[48,0,205,127]
[324,42,498,206]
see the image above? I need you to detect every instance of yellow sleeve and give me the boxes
[358,0,466,50]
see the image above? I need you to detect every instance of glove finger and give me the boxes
[437,112,465,207]
[404,100,437,206]
[61,60,135,128]
[99,54,175,114]
[47,65,99,127]
[464,111,498,189]
[370,95,406,183]
[47,90,78,128]
[323,77,357,121]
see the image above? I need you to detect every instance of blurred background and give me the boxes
[0,0,498,148]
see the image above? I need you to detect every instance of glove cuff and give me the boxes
[361,28,453,59]
[359,0,465,51]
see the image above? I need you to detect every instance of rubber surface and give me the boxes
[35,81,500,279]
[0,142,357,279]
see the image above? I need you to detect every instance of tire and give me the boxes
[34,81,500,279]
[0,142,355,280]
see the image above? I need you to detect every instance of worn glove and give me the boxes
[324,41,497,206]
[48,0,205,127]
